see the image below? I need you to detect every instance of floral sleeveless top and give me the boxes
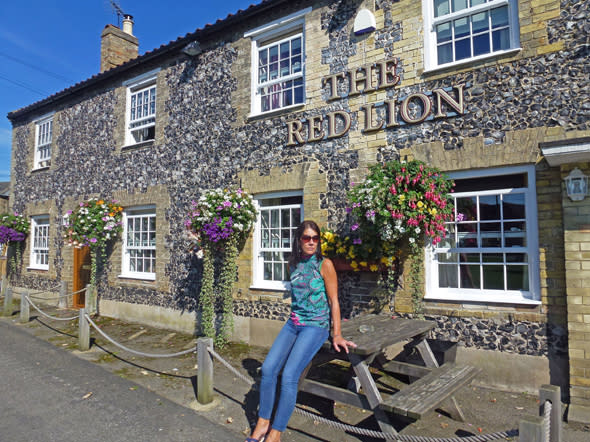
[289,255,330,329]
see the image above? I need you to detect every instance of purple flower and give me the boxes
[353,238,362,245]
[456,213,466,222]
[222,201,232,207]
[90,238,98,243]
[351,223,359,231]
[345,207,352,214]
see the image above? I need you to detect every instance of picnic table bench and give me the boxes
[298,314,480,435]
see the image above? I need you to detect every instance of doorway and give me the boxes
[73,247,91,308]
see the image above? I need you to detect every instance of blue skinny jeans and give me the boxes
[258,319,329,432]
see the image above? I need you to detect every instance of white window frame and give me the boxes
[422,0,521,72]
[123,69,159,146]
[29,215,49,270]
[245,8,311,117]
[34,113,54,169]
[120,205,156,280]
[252,191,303,290]
[425,165,540,305]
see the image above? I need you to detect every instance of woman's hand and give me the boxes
[332,334,357,353]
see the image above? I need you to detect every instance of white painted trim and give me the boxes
[29,215,50,271]
[252,191,303,288]
[425,164,540,304]
[244,7,311,38]
[122,68,160,88]
[422,0,520,71]
[541,142,590,166]
[121,206,157,280]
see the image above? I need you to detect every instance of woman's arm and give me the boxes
[321,258,357,353]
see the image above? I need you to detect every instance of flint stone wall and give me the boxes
[8,0,589,357]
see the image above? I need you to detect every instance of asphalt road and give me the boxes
[0,320,240,442]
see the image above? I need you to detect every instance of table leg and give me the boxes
[348,353,398,436]
[415,339,467,422]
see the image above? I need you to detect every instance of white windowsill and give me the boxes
[424,292,541,305]
[250,282,291,292]
[27,266,48,271]
[248,103,305,121]
[118,274,156,281]
[423,48,522,74]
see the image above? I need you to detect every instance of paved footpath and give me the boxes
[0,320,240,442]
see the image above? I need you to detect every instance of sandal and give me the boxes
[245,438,265,442]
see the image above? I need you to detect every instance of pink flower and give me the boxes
[351,223,359,231]
[89,238,97,243]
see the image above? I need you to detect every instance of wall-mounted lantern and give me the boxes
[564,168,588,201]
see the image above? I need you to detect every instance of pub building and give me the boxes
[7,0,590,421]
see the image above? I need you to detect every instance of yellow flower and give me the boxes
[359,261,368,268]
[380,256,389,264]
[350,260,358,268]
[97,200,105,205]
[398,194,406,202]
[417,201,424,208]
[429,207,438,215]
[369,264,379,272]
[323,231,334,242]
[321,243,328,253]
[337,246,346,254]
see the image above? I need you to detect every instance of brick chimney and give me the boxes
[100,14,139,73]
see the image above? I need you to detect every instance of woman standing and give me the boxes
[246,220,356,442]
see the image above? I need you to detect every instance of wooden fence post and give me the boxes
[519,415,546,442]
[79,308,90,351]
[85,284,97,315]
[197,337,214,405]
[540,384,562,442]
[3,287,12,316]
[58,281,68,309]
[20,291,29,323]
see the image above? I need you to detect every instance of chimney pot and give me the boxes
[122,14,134,36]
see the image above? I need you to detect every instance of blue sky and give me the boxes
[0,0,261,182]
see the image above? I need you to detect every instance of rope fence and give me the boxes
[26,283,66,300]
[2,278,563,441]
[84,314,196,358]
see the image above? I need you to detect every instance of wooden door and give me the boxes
[73,247,92,308]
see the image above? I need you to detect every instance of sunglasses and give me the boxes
[301,235,320,243]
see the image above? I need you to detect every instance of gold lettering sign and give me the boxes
[286,57,465,146]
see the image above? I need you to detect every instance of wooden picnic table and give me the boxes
[299,314,479,436]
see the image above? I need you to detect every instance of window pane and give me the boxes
[454,17,470,39]
[472,11,489,34]
[480,195,500,220]
[455,38,471,60]
[473,34,490,56]
[505,222,526,247]
[292,37,301,54]
[481,222,501,247]
[507,265,529,290]
[436,22,452,43]
[456,197,477,221]
[492,28,510,51]
[491,6,509,28]
[503,193,525,219]
[434,0,449,17]
[271,229,280,247]
[458,223,478,247]
[437,252,458,263]
[273,262,283,280]
[483,265,504,290]
[471,0,486,6]
[269,45,278,63]
[451,0,468,12]
[438,42,453,65]
[270,210,279,228]
[482,253,503,263]
[439,264,458,287]
[460,264,480,288]
[280,42,290,60]
[506,253,527,263]
[291,208,301,226]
